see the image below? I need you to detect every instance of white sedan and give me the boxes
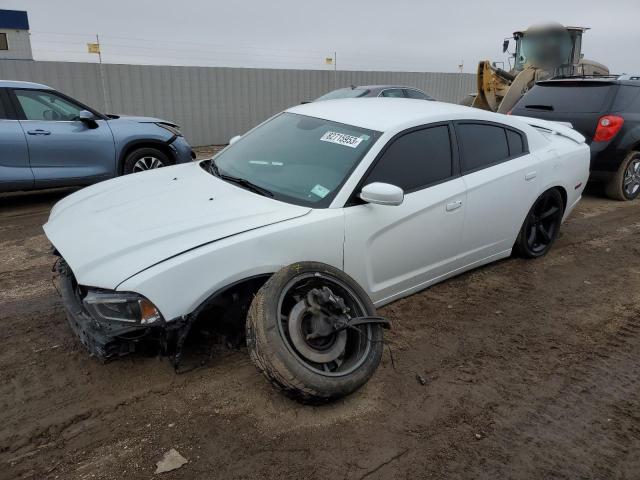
[44,98,589,403]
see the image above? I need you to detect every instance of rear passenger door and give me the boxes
[344,123,466,304]
[0,88,33,192]
[454,121,540,265]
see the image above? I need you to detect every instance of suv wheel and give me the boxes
[606,151,640,201]
[123,148,172,175]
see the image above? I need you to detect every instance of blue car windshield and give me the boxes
[207,113,379,207]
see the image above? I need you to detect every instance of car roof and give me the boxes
[287,97,506,132]
[354,85,424,91]
[539,76,640,87]
[0,80,53,90]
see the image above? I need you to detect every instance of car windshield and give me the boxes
[315,88,370,101]
[207,113,379,207]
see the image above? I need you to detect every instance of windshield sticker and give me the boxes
[311,184,330,198]
[249,160,284,166]
[320,131,364,148]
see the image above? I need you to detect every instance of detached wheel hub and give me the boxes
[287,287,348,364]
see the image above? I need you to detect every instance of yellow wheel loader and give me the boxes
[463,24,609,113]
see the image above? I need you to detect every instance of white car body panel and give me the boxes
[43,98,590,322]
[344,178,466,305]
[44,162,310,289]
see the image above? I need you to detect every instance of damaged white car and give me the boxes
[45,98,589,403]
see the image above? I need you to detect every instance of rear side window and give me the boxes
[380,89,405,98]
[456,123,509,172]
[519,83,614,113]
[0,90,8,119]
[506,129,525,156]
[364,125,452,191]
[405,89,431,100]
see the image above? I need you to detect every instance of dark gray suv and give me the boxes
[511,75,640,200]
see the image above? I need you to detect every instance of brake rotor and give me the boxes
[287,300,347,364]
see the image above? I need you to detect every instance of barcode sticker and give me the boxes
[320,131,363,148]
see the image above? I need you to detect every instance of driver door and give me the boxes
[11,89,116,188]
[343,124,466,305]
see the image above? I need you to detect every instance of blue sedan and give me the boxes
[0,80,195,192]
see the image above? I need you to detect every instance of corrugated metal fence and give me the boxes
[0,60,476,146]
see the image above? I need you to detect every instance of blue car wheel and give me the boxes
[123,147,173,175]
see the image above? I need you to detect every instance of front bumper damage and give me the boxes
[55,258,188,362]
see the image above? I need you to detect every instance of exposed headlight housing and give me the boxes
[83,291,163,325]
[156,122,182,137]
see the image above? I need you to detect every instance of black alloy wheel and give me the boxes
[515,189,564,258]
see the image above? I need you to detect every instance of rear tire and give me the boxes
[246,262,384,404]
[122,147,172,175]
[605,152,640,201]
[514,189,564,258]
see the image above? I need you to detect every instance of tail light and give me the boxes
[593,115,624,142]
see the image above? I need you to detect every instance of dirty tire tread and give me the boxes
[246,262,383,404]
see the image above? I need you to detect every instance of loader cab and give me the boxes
[510,25,584,73]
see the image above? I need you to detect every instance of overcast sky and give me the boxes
[3,0,639,74]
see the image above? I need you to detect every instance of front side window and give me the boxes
[210,113,379,207]
[380,89,405,98]
[456,123,510,173]
[363,125,453,192]
[14,89,83,121]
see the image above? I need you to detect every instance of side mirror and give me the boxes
[359,182,404,206]
[78,110,98,128]
[229,135,242,145]
[502,39,510,53]
[79,110,95,121]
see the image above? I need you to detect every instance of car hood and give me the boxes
[109,115,175,125]
[44,162,311,289]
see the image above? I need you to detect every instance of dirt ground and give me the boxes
[1,153,640,479]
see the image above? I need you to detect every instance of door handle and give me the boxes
[27,129,51,136]
[446,200,463,212]
[525,171,537,181]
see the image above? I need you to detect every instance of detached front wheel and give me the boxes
[246,262,385,404]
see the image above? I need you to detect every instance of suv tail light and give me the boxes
[593,115,624,142]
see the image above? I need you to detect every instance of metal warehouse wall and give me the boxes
[0,60,476,146]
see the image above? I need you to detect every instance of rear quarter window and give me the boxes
[519,83,614,113]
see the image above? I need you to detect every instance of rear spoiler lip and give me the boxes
[512,115,586,144]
